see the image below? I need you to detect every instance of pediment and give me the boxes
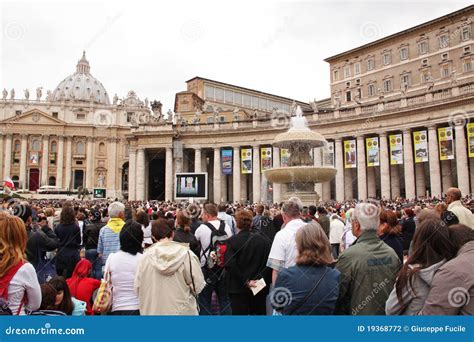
[1,109,67,126]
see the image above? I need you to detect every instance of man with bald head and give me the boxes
[445,187,474,229]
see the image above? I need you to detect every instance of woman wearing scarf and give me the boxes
[66,259,101,315]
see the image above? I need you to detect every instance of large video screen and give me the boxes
[175,173,208,199]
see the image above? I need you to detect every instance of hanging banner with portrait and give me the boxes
[366,137,380,167]
[29,152,39,165]
[438,127,454,161]
[344,140,356,168]
[241,148,252,174]
[260,147,272,171]
[413,130,428,163]
[221,149,233,174]
[389,134,403,165]
[467,123,474,158]
[323,142,335,167]
[280,148,290,167]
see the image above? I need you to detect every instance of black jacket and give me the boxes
[225,230,272,294]
[401,217,416,251]
[54,223,81,256]
[26,225,60,268]
[380,233,404,263]
[173,227,201,258]
[83,222,105,250]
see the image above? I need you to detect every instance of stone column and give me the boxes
[107,138,117,196]
[357,136,367,200]
[85,137,94,189]
[252,145,261,203]
[344,169,354,200]
[213,147,221,203]
[455,125,470,195]
[313,147,323,199]
[441,160,453,192]
[272,146,281,204]
[41,135,49,186]
[415,163,426,197]
[165,147,173,201]
[322,181,331,201]
[470,158,474,195]
[428,125,442,197]
[136,148,145,201]
[194,148,202,173]
[128,148,137,200]
[391,165,401,198]
[56,137,64,188]
[367,167,376,198]
[233,146,241,202]
[65,136,72,190]
[335,138,345,201]
[403,129,416,199]
[379,132,391,199]
[19,134,27,190]
[3,134,12,178]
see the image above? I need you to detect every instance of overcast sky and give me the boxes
[1,0,472,111]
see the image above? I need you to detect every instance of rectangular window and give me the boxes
[421,72,430,83]
[126,112,134,123]
[461,27,471,41]
[251,96,259,108]
[441,66,450,78]
[401,74,410,87]
[215,88,224,101]
[345,91,351,102]
[439,35,449,49]
[383,79,392,93]
[367,58,375,71]
[15,110,22,115]
[463,60,472,73]
[243,94,251,107]
[204,85,214,100]
[464,46,471,54]
[344,66,351,78]
[258,98,267,110]
[333,70,339,81]
[354,63,361,75]
[383,53,391,65]
[76,113,86,120]
[400,47,408,61]
[418,41,429,55]
[52,112,58,118]
[234,92,242,105]
[368,84,375,96]
[225,90,233,104]
[441,53,449,60]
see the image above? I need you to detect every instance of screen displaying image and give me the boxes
[175,173,207,199]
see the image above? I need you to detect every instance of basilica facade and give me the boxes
[1,5,473,202]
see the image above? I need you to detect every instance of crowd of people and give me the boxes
[0,187,473,316]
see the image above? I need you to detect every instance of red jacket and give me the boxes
[66,259,100,315]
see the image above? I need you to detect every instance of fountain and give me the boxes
[264,105,337,204]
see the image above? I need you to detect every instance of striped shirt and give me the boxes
[97,224,122,265]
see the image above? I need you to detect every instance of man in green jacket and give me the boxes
[335,203,401,315]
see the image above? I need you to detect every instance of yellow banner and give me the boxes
[438,127,454,161]
[389,134,403,165]
[413,130,428,163]
[241,148,252,174]
[344,140,356,168]
[366,137,380,167]
[280,148,290,167]
[260,147,272,171]
[468,123,474,158]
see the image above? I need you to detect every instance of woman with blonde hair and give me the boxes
[270,221,340,315]
[0,212,41,315]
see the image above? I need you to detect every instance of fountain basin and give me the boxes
[264,166,337,184]
[273,130,327,148]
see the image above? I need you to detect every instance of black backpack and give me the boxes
[202,221,229,269]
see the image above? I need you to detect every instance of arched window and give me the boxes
[32,138,41,151]
[14,140,20,152]
[48,176,56,186]
[76,141,85,155]
[99,142,106,156]
[50,141,57,153]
